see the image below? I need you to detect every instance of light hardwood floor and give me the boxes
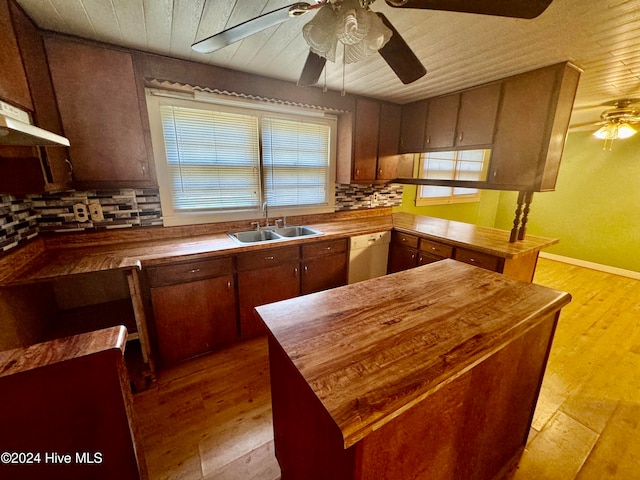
[132,258,640,479]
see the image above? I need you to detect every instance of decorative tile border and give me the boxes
[335,183,403,210]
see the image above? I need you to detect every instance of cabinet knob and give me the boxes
[425,135,431,144]
[265,256,275,260]
[458,131,464,142]
[227,280,231,290]
[188,268,201,274]
[293,267,298,277]
[379,168,383,176]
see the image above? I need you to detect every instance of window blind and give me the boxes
[160,105,261,211]
[262,117,330,207]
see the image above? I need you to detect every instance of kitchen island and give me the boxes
[256,259,571,480]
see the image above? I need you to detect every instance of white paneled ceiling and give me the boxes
[15,0,640,126]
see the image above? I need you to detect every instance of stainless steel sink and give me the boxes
[228,225,323,245]
[271,226,322,238]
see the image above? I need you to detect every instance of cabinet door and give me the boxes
[377,103,413,180]
[45,36,152,187]
[424,94,459,149]
[238,262,300,339]
[301,239,348,294]
[353,99,380,181]
[399,100,428,153]
[0,0,32,110]
[151,275,236,366]
[10,3,71,189]
[456,83,501,147]
[489,65,558,188]
[387,244,418,273]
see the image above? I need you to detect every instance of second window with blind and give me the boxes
[146,91,337,226]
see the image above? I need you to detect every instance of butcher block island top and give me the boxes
[257,259,571,451]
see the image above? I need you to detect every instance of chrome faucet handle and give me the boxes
[251,221,260,231]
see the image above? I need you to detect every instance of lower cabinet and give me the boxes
[301,239,348,294]
[237,246,301,339]
[387,232,420,273]
[147,256,236,366]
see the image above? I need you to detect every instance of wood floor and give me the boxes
[132,258,640,479]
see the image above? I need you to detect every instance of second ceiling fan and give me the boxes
[192,0,553,88]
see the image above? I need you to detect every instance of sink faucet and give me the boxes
[263,201,270,227]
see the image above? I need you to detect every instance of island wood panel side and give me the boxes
[352,313,558,479]
[268,335,356,480]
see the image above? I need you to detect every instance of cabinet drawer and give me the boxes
[454,248,502,272]
[419,239,453,259]
[303,239,347,259]
[147,256,233,287]
[391,231,419,249]
[237,246,300,271]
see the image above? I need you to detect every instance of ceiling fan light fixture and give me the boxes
[593,121,637,140]
[302,0,391,64]
[616,122,637,139]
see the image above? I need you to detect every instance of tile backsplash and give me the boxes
[31,188,163,232]
[0,183,402,255]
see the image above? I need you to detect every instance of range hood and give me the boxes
[0,100,69,147]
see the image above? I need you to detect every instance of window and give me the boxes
[146,91,336,226]
[416,149,490,206]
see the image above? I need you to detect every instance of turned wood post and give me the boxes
[510,191,534,242]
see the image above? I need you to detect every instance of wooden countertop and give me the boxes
[0,325,127,378]
[0,210,556,286]
[256,259,571,449]
[393,212,558,259]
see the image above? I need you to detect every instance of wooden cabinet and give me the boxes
[377,103,413,180]
[9,1,71,190]
[454,247,502,272]
[237,246,300,339]
[338,99,411,183]
[455,83,501,148]
[424,94,459,149]
[301,239,348,294]
[399,100,428,153]
[353,99,380,181]
[418,237,453,265]
[387,231,420,273]
[489,62,580,191]
[0,0,31,110]
[45,35,154,188]
[147,256,236,366]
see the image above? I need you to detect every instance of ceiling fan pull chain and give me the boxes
[341,44,346,96]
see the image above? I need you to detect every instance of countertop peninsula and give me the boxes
[257,259,572,479]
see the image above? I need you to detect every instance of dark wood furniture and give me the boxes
[389,212,554,282]
[398,62,581,193]
[146,256,237,366]
[0,326,147,480]
[44,35,154,189]
[257,260,571,480]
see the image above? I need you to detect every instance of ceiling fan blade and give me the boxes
[297,51,327,87]
[192,2,312,53]
[384,0,553,19]
[376,13,427,85]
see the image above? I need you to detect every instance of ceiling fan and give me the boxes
[571,99,640,143]
[191,0,553,87]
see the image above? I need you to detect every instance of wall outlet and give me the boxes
[89,202,104,221]
[73,203,89,223]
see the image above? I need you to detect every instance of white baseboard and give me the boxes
[539,252,640,280]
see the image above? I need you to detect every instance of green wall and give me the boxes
[396,185,501,227]
[396,131,640,273]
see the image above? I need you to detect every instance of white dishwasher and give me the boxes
[348,231,391,284]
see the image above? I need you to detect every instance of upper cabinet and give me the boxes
[337,98,412,184]
[45,36,155,189]
[9,1,72,190]
[399,62,580,192]
[488,62,580,191]
[0,0,31,111]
